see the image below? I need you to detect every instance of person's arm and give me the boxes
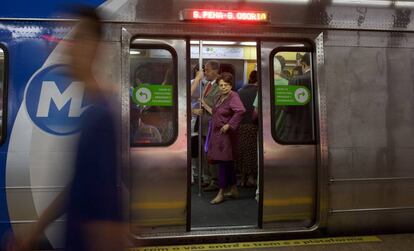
[252,94,258,123]
[8,187,69,251]
[200,98,212,115]
[221,93,246,133]
[190,70,203,97]
[82,221,127,251]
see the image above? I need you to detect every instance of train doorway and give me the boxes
[189,39,318,230]
[124,34,319,237]
[190,40,259,229]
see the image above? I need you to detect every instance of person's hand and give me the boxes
[195,70,204,81]
[199,99,212,115]
[4,232,33,251]
[220,124,230,134]
[199,99,208,108]
[193,108,203,116]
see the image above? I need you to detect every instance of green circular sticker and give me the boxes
[294,87,310,105]
[133,87,151,104]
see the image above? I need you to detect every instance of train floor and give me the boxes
[135,233,414,251]
[191,184,258,227]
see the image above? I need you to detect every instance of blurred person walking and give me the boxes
[6,7,125,251]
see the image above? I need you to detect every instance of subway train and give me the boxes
[1,0,414,249]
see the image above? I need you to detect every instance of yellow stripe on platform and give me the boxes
[131,201,186,210]
[263,197,313,207]
[130,236,381,251]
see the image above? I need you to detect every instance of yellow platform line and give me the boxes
[131,197,312,210]
[263,197,313,207]
[130,236,381,251]
[131,201,186,210]
[263,212,312,221]
[131,218,185,227]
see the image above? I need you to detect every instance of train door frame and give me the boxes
[121,25,328,241]
[257,33,328,230]
[121,29,189,236]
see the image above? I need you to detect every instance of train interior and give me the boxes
[128,38,315,233]
[188,41,259,229]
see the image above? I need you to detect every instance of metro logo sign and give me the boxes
[36,81,87,118]
[181,9,269,23]
[25,65,89,136]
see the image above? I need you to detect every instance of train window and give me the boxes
[0,46,6,144]
[129,47,177,146]
[270,50,315,144]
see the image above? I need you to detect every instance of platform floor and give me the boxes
[134,234,414,251]
[191,185,258,227]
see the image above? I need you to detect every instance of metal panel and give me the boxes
[5,1,414,32]
[325,31,414,49]
[330,181,414,210]
[325,31,414,231]
[121,30,188,235]
[118,1,414,32]
[260,40,319,228]
[327,211,414,234]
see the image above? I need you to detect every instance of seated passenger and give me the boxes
[132,120,163,144]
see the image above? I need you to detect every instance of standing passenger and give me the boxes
[191,60,221,191]
[201,72,245,204]
[237,70,258,187]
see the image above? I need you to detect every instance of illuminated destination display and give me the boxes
[181,9,269,23]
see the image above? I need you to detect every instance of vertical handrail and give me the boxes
[198,40,203,196]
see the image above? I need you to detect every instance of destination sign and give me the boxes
[181,9,269,23]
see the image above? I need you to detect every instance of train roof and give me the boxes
[2,0,414,32]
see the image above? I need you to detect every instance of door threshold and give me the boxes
[191,225,258,232]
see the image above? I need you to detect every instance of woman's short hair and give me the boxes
[218,72,234,86]
[300,53,311,67]
[248,70,258,84]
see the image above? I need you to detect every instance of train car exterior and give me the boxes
[1,0,414,248]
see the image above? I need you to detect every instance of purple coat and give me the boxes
[208,91,246,161]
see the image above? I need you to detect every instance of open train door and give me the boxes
[258,34,327,230]
[121,30,189,236]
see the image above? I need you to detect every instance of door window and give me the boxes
[270,50,314,144]
[129,47,177,146]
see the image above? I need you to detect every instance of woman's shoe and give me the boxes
[210,195,224,204]
[224,190,239,199]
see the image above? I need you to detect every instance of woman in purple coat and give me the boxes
[201,72,246,204]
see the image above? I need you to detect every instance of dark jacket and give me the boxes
[238,84,258,125]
